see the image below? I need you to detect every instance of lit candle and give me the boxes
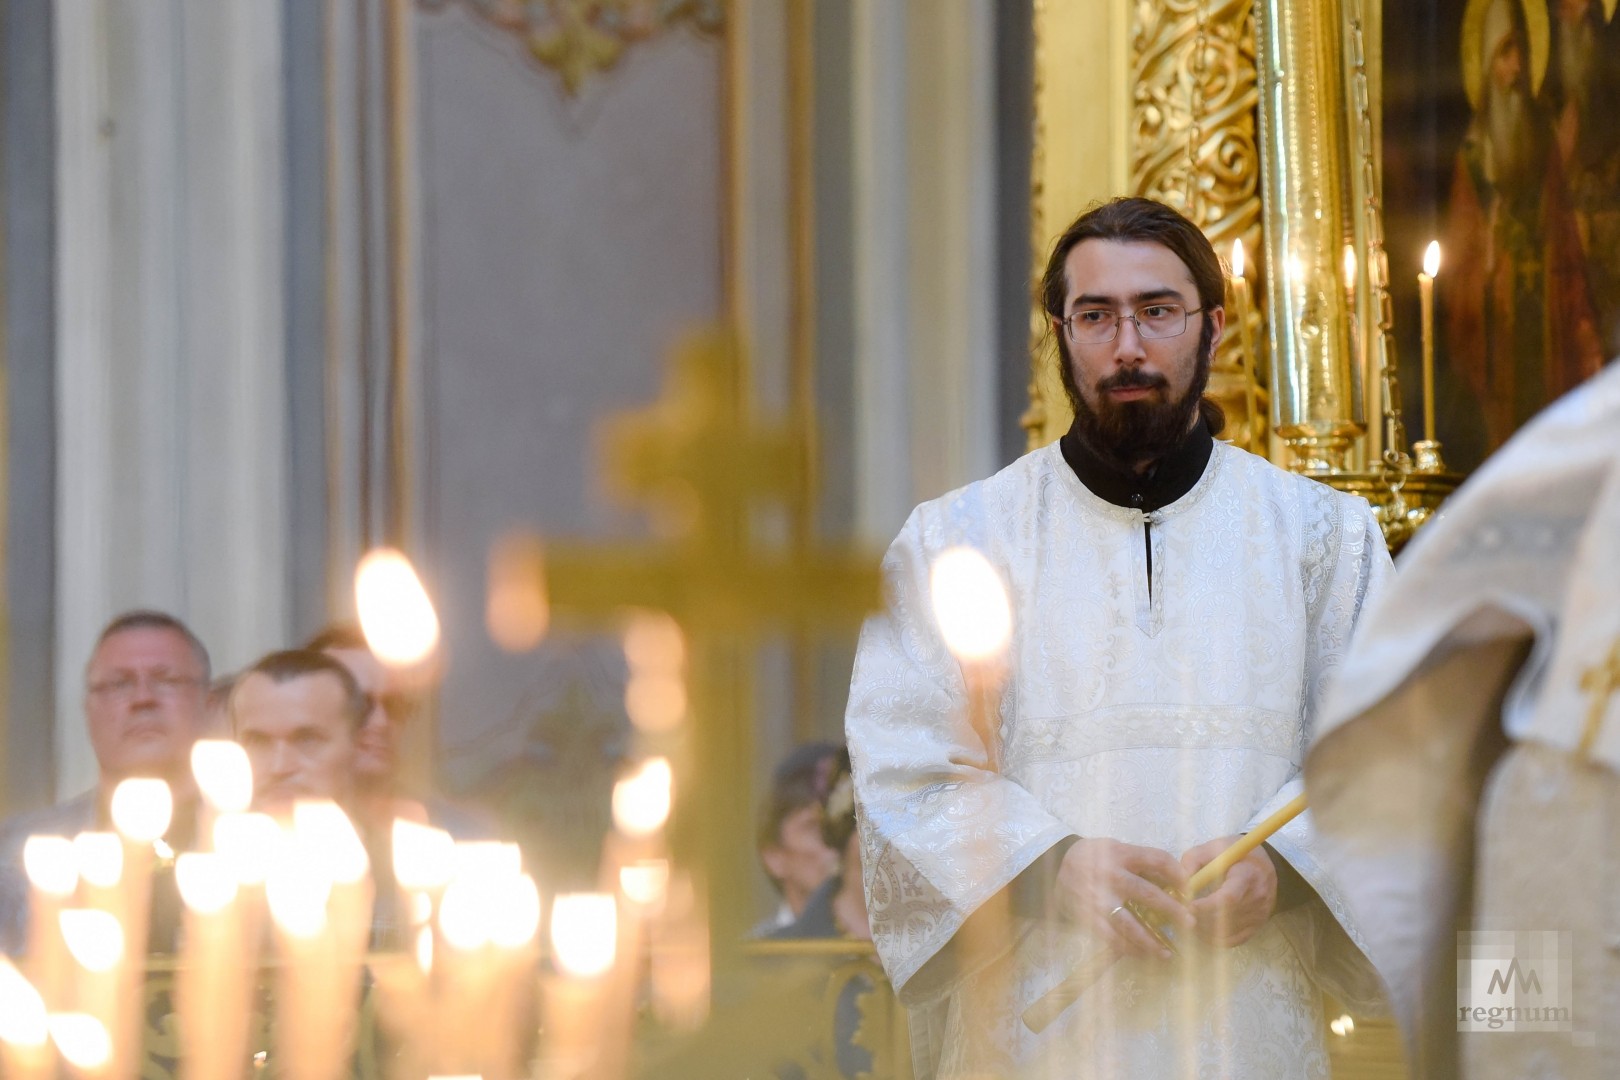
[174,852,250,1080]
[1420,241,1441,443]
[930,544,1014,743]
[0,957,50,1080]
[108,778,172,1080]
[1231,239,1262,453]
[433,844,536,1077]
[21,835,77,1013]
[612,758,673,840]
[622,612,688,734]
[542,893,617,1076]
[267,802,370,1080]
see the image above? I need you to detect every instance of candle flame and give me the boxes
[392,819,456,891]
[58,909,124,972]
[1230,239,1245,280]
[72,832,123,889]
[191,739,254,813]
[624,673,687,733]
[486,533,550,652]
[416,926,434,974]
[612,757,673,838]
[292,800,369,885]
[489,873,542,948]
[47,1013,111,1070]
[623,611,686,673]
[175,852,238,914]
[929,547,1013,662]
[110,777,173,842]
[1423,241,1441,278]
[437,842,529,950]
[265,853,333,938]
[437,878,489,951]
[22,835,78,896]
[0,959,48,1047]
[620,858,670,908]
[452,841,523,883]
[213,812,281,885]
[356,547,441,666]
[550,893,617,978]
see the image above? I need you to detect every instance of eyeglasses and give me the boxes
[88,672,204,700]
[1061,304,1204,344]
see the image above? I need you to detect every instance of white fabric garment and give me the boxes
[847,439,1392,1079]
[1308,361,1620,1078]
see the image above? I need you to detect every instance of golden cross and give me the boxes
[1577,635,1620,758]
[534,328,881,962]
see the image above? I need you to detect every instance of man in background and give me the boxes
[0,610,211,954]
[305,623,492,838]
[753,742,840,936]
[232,649,365,815]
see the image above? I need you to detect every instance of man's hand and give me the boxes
[1056,838,1192,960]
[1179,836,1278,948]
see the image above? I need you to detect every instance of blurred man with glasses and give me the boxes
[305,623,492,839]
[847,197,1394,1077]
[0,610,211,954]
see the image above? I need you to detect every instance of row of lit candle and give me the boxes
[1226,238,1444,447]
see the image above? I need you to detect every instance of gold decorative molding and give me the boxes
[1131,0,1266,452]
[422,0,724,95]
[1023,0,1132,450]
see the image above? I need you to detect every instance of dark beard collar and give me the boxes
[1057,316,1215,474]
[1068,379,1204,473]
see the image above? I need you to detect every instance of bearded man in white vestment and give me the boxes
[1307,359,1620,1079]
[845,197,1393,1079]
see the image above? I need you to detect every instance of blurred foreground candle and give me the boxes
[47,1013,111,1073]
[486,532,549,652]
[356,547,441,667]
[109,778,171,1080]
[542,894,617,1077]
[929,546,1013,751]
[431,846,537,1077]
[1419,241,1441,443]
[647,871,708,1032]
[21,835,76,1010]
[175,853,252,1080]
[612,758,673,839]
[268,802,370,1080]
[622,613,687,733]
[191,740,253,818]
[0,957,51,1080]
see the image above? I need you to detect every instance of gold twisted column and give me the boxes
[1254,0,1364,473]
[1131,0,1265,451]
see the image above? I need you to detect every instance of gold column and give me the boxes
[1254,0,1365,473]
[1131,0,1265,451]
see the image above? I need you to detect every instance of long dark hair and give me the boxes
[1039,197,1226,434]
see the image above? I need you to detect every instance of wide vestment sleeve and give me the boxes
[847,494,1075,1006]
[1263,497,1396,1015]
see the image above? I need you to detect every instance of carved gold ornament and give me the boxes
[424,0,724,95]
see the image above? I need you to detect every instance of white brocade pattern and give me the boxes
[848,441,1393,1078]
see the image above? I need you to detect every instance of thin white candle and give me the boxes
[1419,241,1442,443]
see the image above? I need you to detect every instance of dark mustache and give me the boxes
[1097,368,1168,392]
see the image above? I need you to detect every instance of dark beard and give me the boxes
[1059,324,1213,470]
